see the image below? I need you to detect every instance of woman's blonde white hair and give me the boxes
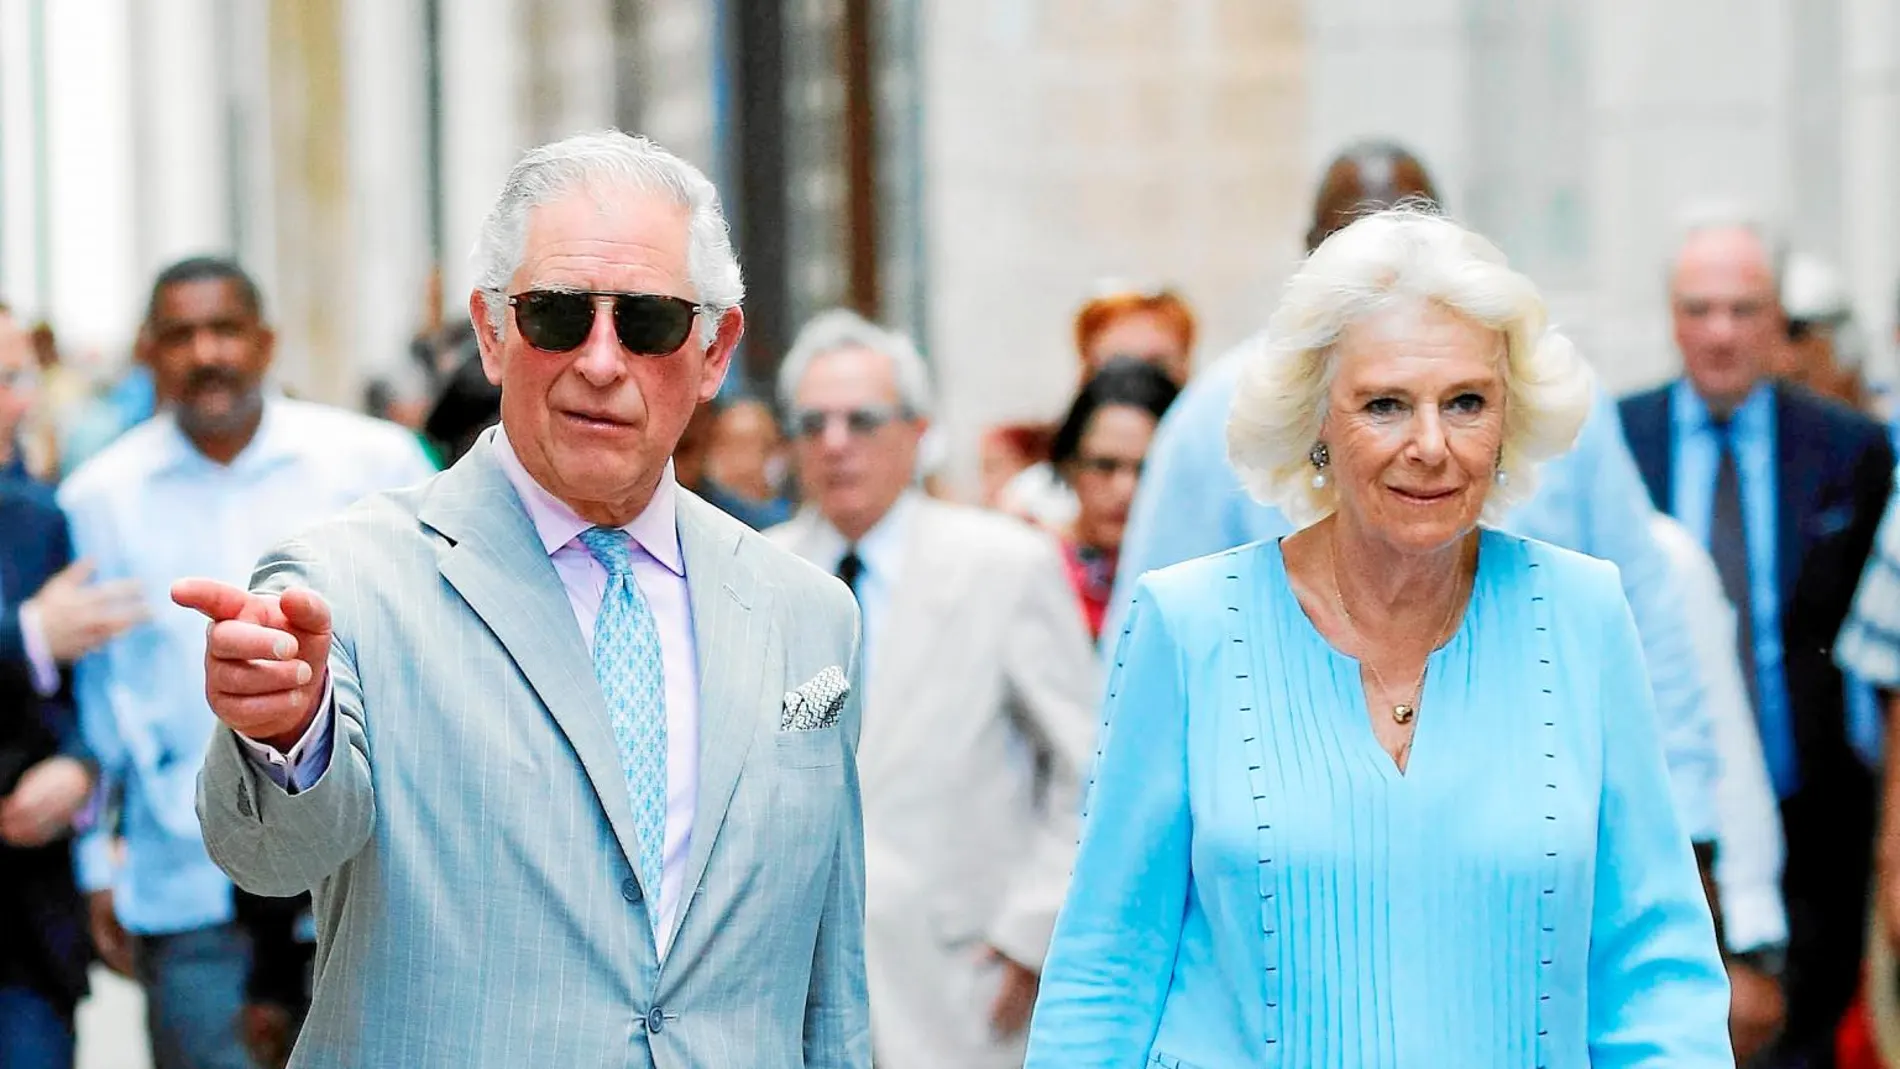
[1227,205,1594,526]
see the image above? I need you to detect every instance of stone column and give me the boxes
[524,0,615,143]
[266,0,352,402]
[1842,0,1898,378]
[343,0,432,387]
[921,0,1308,492]
[438,0,527,309]
[129,0,230,273]
[0,0,46,312]
[1586,0,1789,390]
[39,0,140,365]
[620,0,721,176]
[1307,0,1471,205]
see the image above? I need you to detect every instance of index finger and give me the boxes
[170,578,253,622]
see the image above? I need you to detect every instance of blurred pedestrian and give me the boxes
[702,396,792,529]
[1776,252,1874,410]
[1621,203,1895,1068]
[61,256,435,1069]
[1046,359,1177,639]
[0,300,144,1069]
[420,322,501,466]
[997,287,1198,530]
[770,309,1098,1069]
[1073,282,1195,386]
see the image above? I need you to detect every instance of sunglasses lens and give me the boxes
[845,409,889,435]
[514,292,596,352]
[613,295,696,355]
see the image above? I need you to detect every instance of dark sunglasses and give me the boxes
[789,405,907,439]
[506,290,710,355]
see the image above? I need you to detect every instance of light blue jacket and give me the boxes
[1028,531,1731,1067]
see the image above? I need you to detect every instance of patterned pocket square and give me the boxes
[781,666,850,731]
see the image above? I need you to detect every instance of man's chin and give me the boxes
[178,395,264,439]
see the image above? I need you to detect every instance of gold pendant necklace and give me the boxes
[1328,534,1465,725]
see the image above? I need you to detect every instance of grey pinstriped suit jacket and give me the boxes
[196,434,869,1068]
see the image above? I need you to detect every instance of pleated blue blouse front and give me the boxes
[1025,529,1731,1068]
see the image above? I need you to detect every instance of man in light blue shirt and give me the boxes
[62,258,434,1068]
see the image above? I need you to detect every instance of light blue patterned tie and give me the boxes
[578,526,668,914]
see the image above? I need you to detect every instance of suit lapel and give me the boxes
[1773,387,1813,602]
[670,490,777,949]
[417,441,646,887]
[1619,386,1673,513]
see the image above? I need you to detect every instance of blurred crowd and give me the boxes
[4,132,1900,1069]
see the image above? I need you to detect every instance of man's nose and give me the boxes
[572,302,626,386]
[187,325,228,366]
[818,418,855,451]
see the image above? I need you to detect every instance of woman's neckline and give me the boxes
[1271,526,1492,667]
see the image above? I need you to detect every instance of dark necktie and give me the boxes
[836,548,864,601]
[1708,419,1761,721]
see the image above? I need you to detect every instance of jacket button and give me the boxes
[645,1006,666,1034]
[620,877,641,903]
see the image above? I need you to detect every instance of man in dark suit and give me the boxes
[0,304,145,1068]
[1620,207,1895,1069]
[1,478,95,1069]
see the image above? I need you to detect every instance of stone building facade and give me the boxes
[1,0,1895,491]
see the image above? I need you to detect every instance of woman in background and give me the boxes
[1048,359,1178,639]
[997,285,1197,527]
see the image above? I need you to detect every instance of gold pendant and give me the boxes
[1392,703,1415,724]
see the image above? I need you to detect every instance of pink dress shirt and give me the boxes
[246,431,703,952]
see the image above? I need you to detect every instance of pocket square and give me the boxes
[781,666,850,731]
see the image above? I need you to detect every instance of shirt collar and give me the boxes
[814,490,918,582]
[491,427,684,577]
[1672,377,1775,437]
[152,394,300,475]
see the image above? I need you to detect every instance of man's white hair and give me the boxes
[470,130,744,343]
[776,309,935,417]
[1227,205,1595,527]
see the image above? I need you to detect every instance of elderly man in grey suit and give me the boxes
[767,310,1098,1069]
[169,131,870,1068]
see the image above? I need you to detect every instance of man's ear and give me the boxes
[470,291,504,387]
[699,306,746,403]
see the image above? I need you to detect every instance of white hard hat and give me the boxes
[1782,251,1852,325]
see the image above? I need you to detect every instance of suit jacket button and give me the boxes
[645,1006,666,1034]
[620,877,641,903]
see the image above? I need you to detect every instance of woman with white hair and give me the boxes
[1024,208,1732,1066]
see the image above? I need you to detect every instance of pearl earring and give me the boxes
[1309,442,1330,490]
[1494,468,1509,487]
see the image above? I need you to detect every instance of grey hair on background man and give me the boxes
[1670,198,1790,292]
[470,130,745,342]
[776,308,936,418]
